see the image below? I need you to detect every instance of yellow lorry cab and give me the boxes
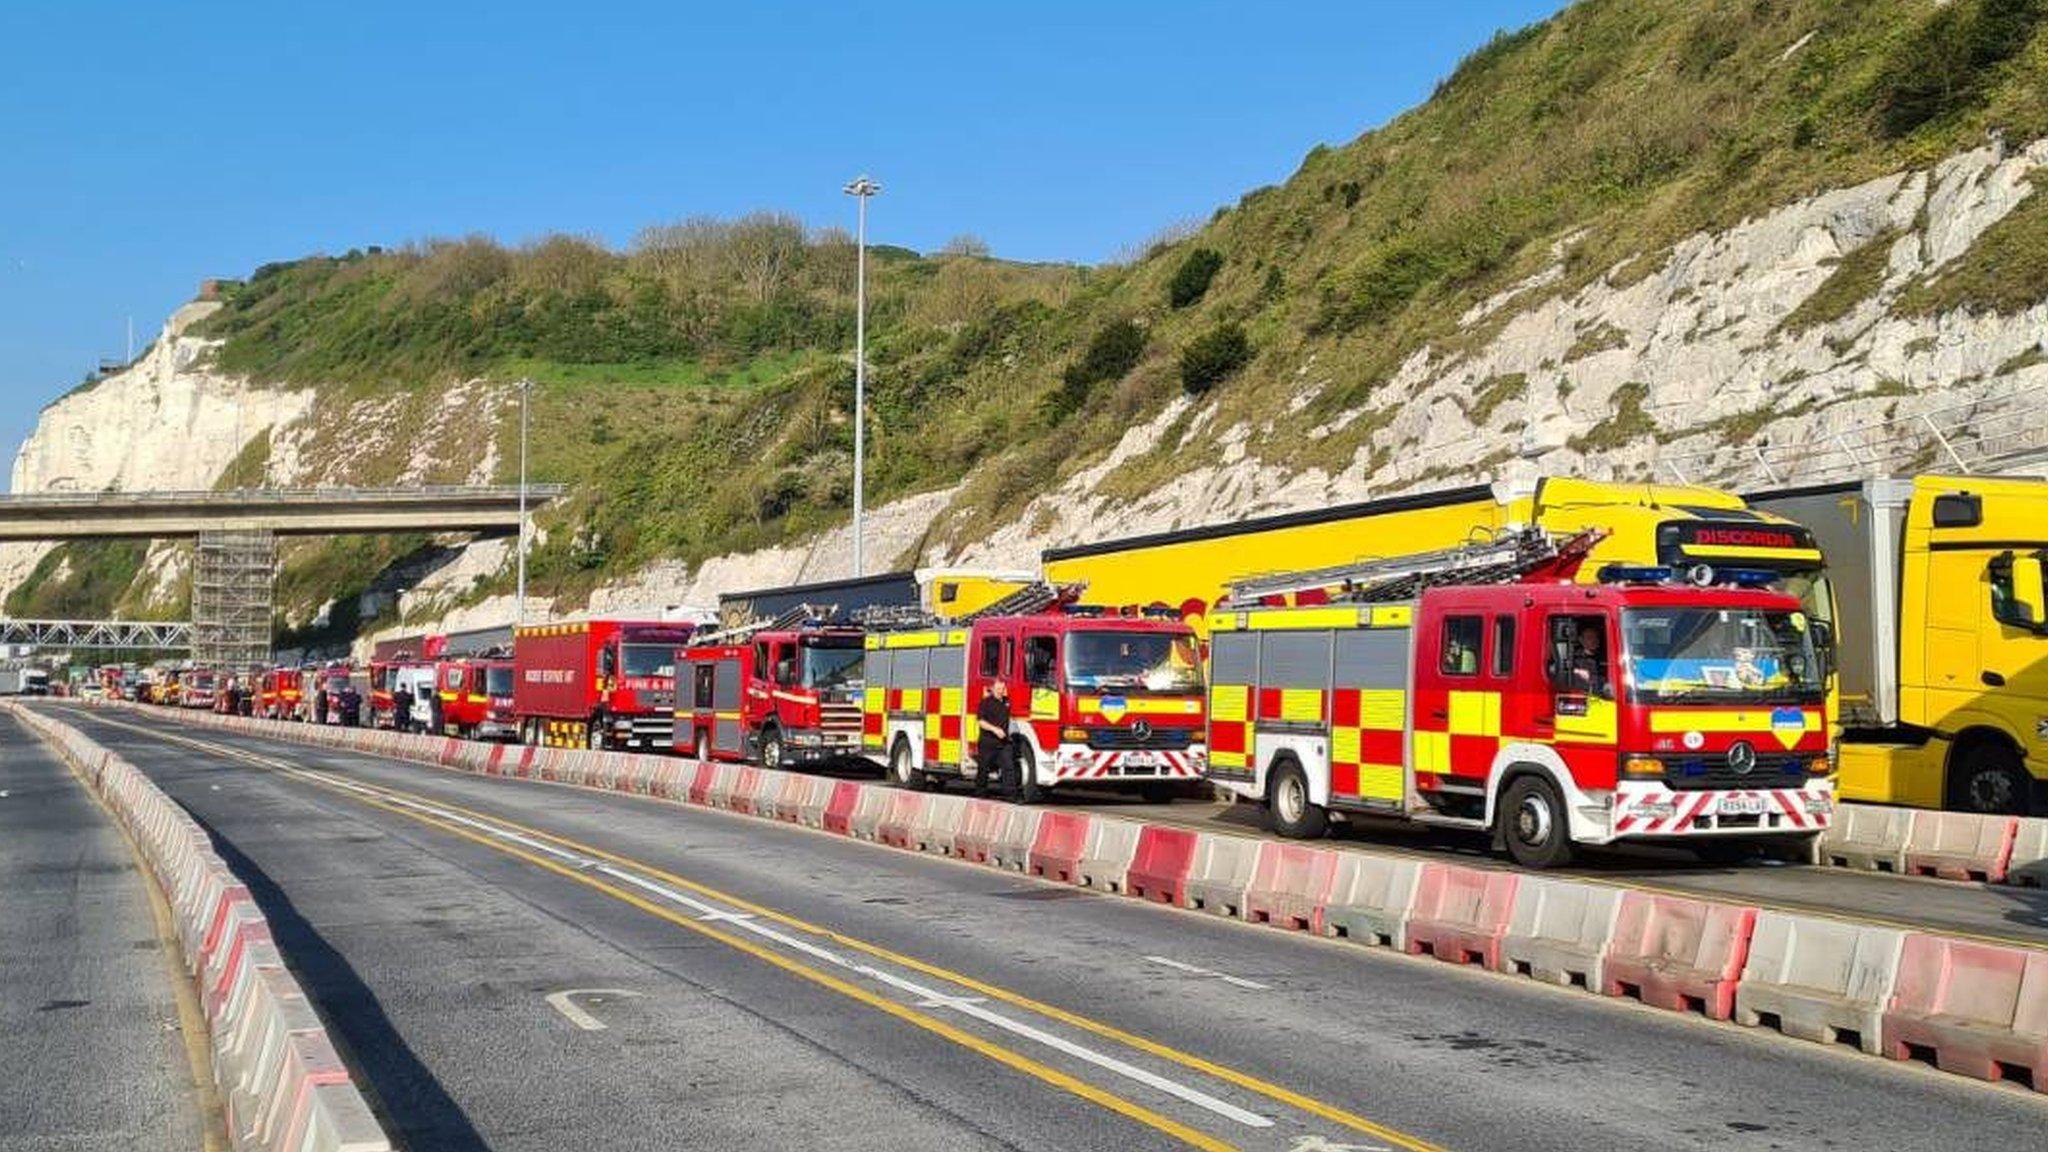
[1042,478,1832,639]
[1749,475,2048,815]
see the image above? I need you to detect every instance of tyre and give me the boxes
[586,719,606,751]
[760,726,786,771]
[1947,741,2031,816]
[1266,757,1328,839]
[1015,742,1043,805]
[889,736,918,787]
[1140,782,1180,805]
[694,730,711,763]
[1498,773,1575,869]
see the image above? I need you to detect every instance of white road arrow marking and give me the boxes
[1144,955,1272,991]
[545,988,643,1032]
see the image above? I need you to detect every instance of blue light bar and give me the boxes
[1598,564,1675,584]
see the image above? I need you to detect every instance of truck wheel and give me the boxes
[586,720,606,751]
[694,731,711,763]
[1266,758,1327,839]
[1947,742,2031,815]
[1015,743,1043,805]
[761,727,786,771]
[1499,773,1574,869]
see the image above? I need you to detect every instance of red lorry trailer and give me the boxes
[861,586,1210,802]
[513,619,696,749]
[677,622,868,768]
[431,653,517,740]
[1206,531,1836,867]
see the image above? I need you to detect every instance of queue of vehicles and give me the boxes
[112,471,2046,866]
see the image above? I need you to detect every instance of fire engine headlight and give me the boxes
[1620,756,1665,779]
[1062,727,1089,743]
[1805,756,1834,778]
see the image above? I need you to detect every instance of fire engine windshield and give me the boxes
[799,641,864,690]
[622,645,676,678]
[1622,607,1825,705]
[485,666,515,696]
[1065,631,1204,694]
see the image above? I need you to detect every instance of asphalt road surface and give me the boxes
[0,712,204,1151]
[46,704,2048,1151]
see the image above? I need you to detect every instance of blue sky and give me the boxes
[0,0,1564,487]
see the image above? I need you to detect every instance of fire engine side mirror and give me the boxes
[1992,550,2048,634]
[600,648,618,677]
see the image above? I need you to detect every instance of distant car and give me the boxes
[79,684,106,701]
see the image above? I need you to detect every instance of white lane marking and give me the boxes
[1291,1137,1392,1152]
[1144,955,1273,992]
[0,790,9,799]
[546,988,643,1031]
[310,773,1275,1130]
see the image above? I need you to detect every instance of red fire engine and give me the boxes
[861,584,1209,802]
[676,606,868,769]
[431,651,517,740]
[1205,529,1836,867]
[513,619,697,749]
[180,668,221,710]
[255,667,304,720]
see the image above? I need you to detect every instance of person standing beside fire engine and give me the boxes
[975,678,1014,798]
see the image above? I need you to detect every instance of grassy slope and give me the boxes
[88,0,2046,630]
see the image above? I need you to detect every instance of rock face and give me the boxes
[943,137,2048,570]
[9,137,2048,641]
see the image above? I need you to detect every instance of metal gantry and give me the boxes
[191,529,276,668]
[0,619,191,650]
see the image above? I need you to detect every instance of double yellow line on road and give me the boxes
[77,711,1448,1152]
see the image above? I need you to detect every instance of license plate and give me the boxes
[1718,795,1768,816]
[1123,751,1162,770]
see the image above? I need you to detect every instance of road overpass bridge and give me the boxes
[0,484,565,667]
[0,619,190,650]
[0,485,565,541]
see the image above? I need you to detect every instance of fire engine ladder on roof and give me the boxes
[959,580,1085,621]
[1223,526,1605,607]
[691,603,837,647]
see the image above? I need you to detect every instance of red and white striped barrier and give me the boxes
[1903,811,2018,884]
[1076,819,1143,893]
[1404,864,1518,969]
[1735,911,1904,1055]
[1884,934,2047,1090]
[1182,833,1261,918]
[1604,892,1756,1021]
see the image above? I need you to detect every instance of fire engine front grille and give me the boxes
[1662,752,1807,790]
[1087,726,1197,751]
[820,701,865,734]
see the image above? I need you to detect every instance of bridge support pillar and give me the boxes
[191,530,274,670]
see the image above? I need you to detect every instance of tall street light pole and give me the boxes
[515,377,532,625]
[843,175,880,577]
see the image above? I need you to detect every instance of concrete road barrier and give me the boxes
[1883,934,2048,1090]
[1604,892,1757,1021]
[798,777,842,829]
[770,772,810,821]
[847,786,893,841]
[820,780,864,834]
[1124,826,1201,906]
[911,793,971,855]
[725,766,764,814]
[2007,817,2048,888]
[1076,819,1142,893]
[1817,803,1916,873]
[952,798,1009,863]
[740,767,786,818]
[1243,842,1341,931]
[4,704,394,1151]
[1321,853,1423,947]
[876,790,928,849]
[1735,911,1904,1055]
[687,761,720,806]
[989,807,1045,872]
[1903,811,2018,883]
[1182,834,1261,918]
[1404,864,1518,968]
[1502,876,1622,989]
[1028,812,1095,884]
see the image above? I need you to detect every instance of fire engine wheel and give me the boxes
[694,731,711,763]
[888,737,918,788]
[761,728,786,771]
[586,721,606,751]
[1014,743,1043,805]
[1499,773,1574,869]
[1266,758,1327,839]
